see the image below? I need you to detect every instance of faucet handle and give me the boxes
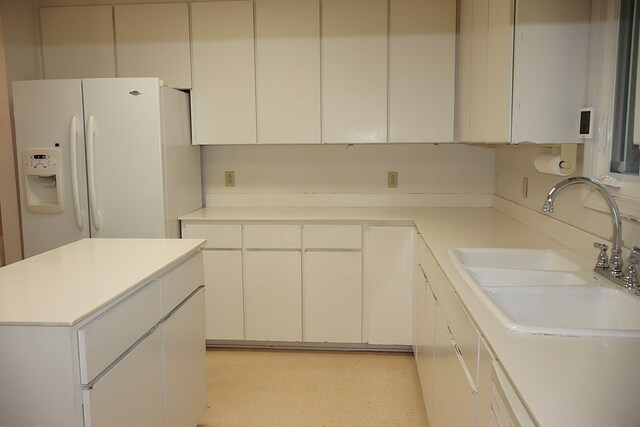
[593,242,609,269]
[624,247,640,289]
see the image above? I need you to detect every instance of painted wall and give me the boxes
[201,143,495,204]
[494,144,640,251]
[0,0,39,264]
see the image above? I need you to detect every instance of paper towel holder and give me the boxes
[534,144,577,176]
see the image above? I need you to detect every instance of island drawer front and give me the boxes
[303,225,362,249]
[244,225,302,249]
[183,223,242,249]
[161,252,204,316]
[78,281,162,385]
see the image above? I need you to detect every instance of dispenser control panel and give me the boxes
[22,148,63,214]
[24,153,59,171]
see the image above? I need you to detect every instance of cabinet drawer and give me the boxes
[303,225,362,249]
[433,306,476,427]
[244,224,301,249]
[417,237,428,270]
[432,263,479,382]
[82,328,164,427]
[183,223,242,249]
[161,252,204,316]
[448,290,480,383]
[78,281,161,385]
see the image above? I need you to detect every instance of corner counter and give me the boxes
[181,206,640,426]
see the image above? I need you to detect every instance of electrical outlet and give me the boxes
[388,171,398,188]
[224,171,235,187]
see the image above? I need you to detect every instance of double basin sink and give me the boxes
[449,248,640,338]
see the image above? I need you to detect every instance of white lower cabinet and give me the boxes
[162,288,208,427]
[81,253,206,427]
[416,265,436,425]
[181,220,414,347]
[432,306,476,427]
[366,226,414,345]
[303,251,362,343]
[416,241,496,427]
[478,337,493,427]
[82,328,165,427]
[203,250,244,340]
[244,251,302,341]
[0,245,206,427]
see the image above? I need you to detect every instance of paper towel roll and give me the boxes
[533,154,571,176]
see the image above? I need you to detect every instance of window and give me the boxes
[611,0,640,175]
[584,0,640,220]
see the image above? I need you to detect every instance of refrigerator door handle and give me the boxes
[69,115,85,230]
[86,114,101,231]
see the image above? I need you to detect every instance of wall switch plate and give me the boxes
[225,171,235,187]
[388,171,398,188]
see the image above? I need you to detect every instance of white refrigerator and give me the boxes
[13,78,202,257]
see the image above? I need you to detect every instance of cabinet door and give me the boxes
[162,288,207,427]
[465,0,514,143]
[244,251,302,341]
[114,3,192,89]
[303,251,362,343]
[419,278,437,424]
[203,250,244,340]
[389,0,455,143]
[365,226,414,345]
[255,0,321,144]
[456,0,473,142]
[511,0,591,143]
[83,328,164,427]
[477,337,494,427]
[432,306,476,427]
[485,0,514,143]
[40,6,116,79]
[469,0,489,143]
[191,1,256,145]
[322,0,387,143]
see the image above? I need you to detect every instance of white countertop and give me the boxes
[0,238,206,327]
[181,206,640,427]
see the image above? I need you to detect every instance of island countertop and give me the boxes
[0,238,206,327]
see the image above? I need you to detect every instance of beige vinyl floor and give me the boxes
[197,349,429,427]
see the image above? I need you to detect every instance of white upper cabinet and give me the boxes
[191,1,257,145]
[456,0,473,143]
[40,6,116,79]
[458,0,591,144]
[255,0,321,144]
[114,3,192,89]
[485,0,514,143]
[389,0,456,143]
[511,0,591,143]
[322,0,388,143]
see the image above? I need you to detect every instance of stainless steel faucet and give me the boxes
[542,177,625,279]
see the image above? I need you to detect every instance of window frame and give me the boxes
[584,0,640,221]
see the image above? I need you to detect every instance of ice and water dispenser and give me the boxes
[22,148,63,213]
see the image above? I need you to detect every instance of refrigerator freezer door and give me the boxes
[13,79,90,257]
[81,78,166,238]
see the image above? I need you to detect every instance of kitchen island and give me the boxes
[0,238,207,427]
[181,204,640,427]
